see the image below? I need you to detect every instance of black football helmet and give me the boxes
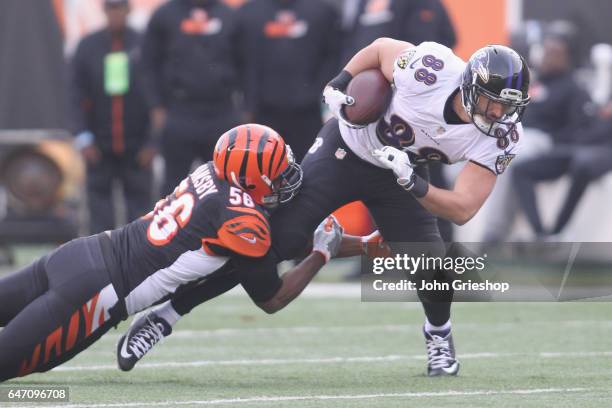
[461,45,531,138]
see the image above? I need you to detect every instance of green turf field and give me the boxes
[2,275,612,408]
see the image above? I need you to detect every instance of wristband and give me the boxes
[410,174,429,198]
[327,70,353,91]
[399,173,429,198]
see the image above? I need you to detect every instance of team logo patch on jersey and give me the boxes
[181,9,222,36]
[264,10,308,38]
[396,49,415,70]
[495,154,515,175]
[335,148,347,160]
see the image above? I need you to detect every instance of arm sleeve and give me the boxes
[170,263,241,316]
[140,8,166,109]
[232,252,282,303]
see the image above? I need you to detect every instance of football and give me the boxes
[343,69,392,126]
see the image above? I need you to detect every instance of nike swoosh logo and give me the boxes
[441,361,459,374]
[120,335,132,359]
[239,235,257,244]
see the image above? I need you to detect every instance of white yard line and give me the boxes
[94,319,612,342]
[226,283,362,298]
[34,388,592,408]
[53,351,612,372]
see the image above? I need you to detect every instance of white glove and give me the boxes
[322,86,355,121]
[312,215,344,263]
[372,146,415,189]
[361,230,391,258]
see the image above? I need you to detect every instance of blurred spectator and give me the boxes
[141,0,242,195]
[71,0,153,233]
[565,4,608,66]
[340,0,456,65]
[513,102,612,239]
[480,33,591,243]
[341,0,456,242]
[237,0,341,161]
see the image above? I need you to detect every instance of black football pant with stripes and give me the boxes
[171,118,453,326]
[0,235,124,382]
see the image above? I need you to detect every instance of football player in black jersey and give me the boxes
[0,124,378,382]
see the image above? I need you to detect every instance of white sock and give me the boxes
[153,301,181,327]
[425,319,451,333]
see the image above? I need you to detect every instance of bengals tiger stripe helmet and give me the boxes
[213,124,303,208]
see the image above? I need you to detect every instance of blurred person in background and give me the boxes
[141,0,243,196]
[340,0,456,66]
[481,31,591,243]
[237,0,341,161]
[513,101,612,239]
[340,0,456,242]
[71,0,154,234]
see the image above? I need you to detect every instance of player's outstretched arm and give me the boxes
[256,216,343,314]
[344,37,414,83]
[323,38,412,127]
[417,162,496,225]
[336,231,391,258]
[374,146,496,225]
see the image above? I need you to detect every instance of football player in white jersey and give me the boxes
[118,38,530,377]
[326,38,529,218]
[323,38,530,375]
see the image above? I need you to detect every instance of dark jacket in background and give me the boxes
[238,0,341,113]
[522,71,592,144]
[579,115,612,145]
[140,0,242,113]
[341,0,456,65]
[71,28,149,155]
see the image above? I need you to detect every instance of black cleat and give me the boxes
[117,311,172,371]
[423,325,460,377]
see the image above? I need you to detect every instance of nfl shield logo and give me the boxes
[335,148,347,160]
[495,154,515,174]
